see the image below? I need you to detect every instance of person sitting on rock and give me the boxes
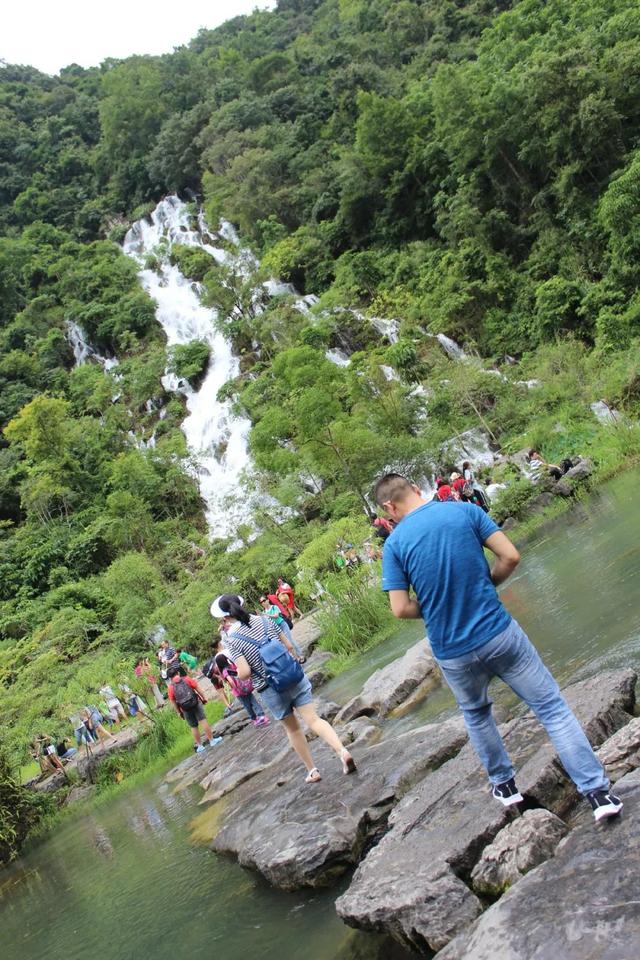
[31,734,65,775]
[374,472,623,823]
[527,450,573,482]
[210,594,357,783]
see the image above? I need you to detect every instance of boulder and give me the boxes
[166,697,340,796]
[199,729,290,804]
[29,770,67,793]
[437,767,640,960]
[336,669,636,954]
[552,479,573,497]
[208,716,467,891]
[291,613,322,658]
[470,809,568,895]
[63,784,96,806]
[564,457,593,482]
[335,716,384,748]
[303,648,333,688]
[75,726,140,780]
[334,639,440,724]
[597,715,640,782]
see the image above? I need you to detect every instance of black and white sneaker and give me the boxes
[586,789,623,822]
[492,777,523,807]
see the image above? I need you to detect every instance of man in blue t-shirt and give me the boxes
[374,473,622,823]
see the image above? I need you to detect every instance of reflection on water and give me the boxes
[2,471,639,960]
[0,777,411,960]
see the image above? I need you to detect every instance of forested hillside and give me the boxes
[2,0,640,773]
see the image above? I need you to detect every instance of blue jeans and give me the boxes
[278,619,303,659]
[436,618,608,795]
[237,693,264,721]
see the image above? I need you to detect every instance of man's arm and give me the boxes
[277,630,297,657]
[484,531,521,586]
[192,680,208,703]
[388,589,421,620]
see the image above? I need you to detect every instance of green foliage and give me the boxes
[167,341,210,387]
[169,244,216,283]
[315,567,397,661]
[3,0,640,855]
[491,479,539,525]
[0,751,55,864]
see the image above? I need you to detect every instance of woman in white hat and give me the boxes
[210,594,356,783]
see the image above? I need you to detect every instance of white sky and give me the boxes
[2,0,277,75]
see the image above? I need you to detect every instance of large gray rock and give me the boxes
[470,809,568,895]
[209,716,467,891]
[291,613,322,658]
[564,457,593,482]
[336,669,636,954]
[303,648,333,688]
[597,715,640,783]
[166,697,340,796]
[335,639,440,723]
[438,766,640,960]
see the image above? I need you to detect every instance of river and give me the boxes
[2,471,639,959]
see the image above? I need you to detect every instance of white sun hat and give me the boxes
[210,594,245,618]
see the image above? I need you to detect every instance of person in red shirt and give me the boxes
[167,665,221,754]
[276,578,303,619]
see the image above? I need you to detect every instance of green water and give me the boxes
[2,470,639,960]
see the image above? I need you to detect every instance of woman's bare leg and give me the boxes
[280,714,316,771]
[295,704,346,756]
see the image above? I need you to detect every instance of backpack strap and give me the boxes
[230,616,271,649]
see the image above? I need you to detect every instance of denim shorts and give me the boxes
[259,676,313,721]
[182,702,206,728]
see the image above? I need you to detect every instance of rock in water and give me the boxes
[470,809,568,895]
[209,717,467,890]
[336,669,636,954]
[438,767,640,960]
[334,639,440,723]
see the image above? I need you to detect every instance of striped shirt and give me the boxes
[224,615,283,692]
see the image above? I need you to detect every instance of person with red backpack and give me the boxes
[210,637,269,727]
[167,664,222,753]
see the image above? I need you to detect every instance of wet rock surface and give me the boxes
[336,669,636,954]
[209,717,467,890]
[438,767,640,960]
[334,639,440,724]
[470,809,568,895]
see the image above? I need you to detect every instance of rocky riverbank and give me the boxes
[163,626,640,957]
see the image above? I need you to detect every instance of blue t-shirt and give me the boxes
[381,501,511,659]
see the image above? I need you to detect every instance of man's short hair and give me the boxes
[167,664,181,678]
[374,473,413,507]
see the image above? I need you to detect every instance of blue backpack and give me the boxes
[235,617,304,693]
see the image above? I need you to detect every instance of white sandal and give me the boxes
[305,767,322,783]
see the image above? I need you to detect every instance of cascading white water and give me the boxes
[123,197,254,536]
[66,320,119,371]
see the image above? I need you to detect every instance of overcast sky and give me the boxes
[2,1,277,75]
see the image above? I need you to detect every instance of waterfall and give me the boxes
[66,320,119,371]
[436,333,467,361]
[122,197,254,537]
